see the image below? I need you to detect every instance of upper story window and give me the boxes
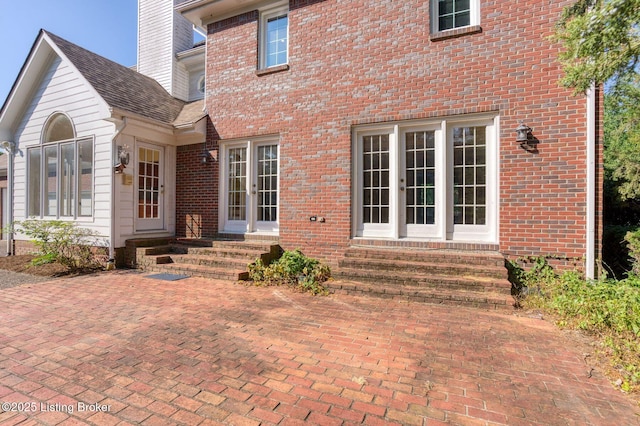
[260,4,289,69]
[197,75,205,95]
[28,112,94,218]
[433,0,479,32]
[43,113,74,142]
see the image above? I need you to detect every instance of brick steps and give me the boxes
[144,262,250,281]
[344,246,506,267]
[327,280,514,310]
[135,239,281,281]
[340,257,507,280]
[333,246,515,310]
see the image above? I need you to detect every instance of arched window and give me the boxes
[43,113,75,143]
[27,112,93,218]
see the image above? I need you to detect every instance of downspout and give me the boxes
[2,142,15,256]
[108,118,127,268]
[7,147,13,255]
[586,85,596,279]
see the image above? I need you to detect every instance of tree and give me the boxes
[605,77,640,202]
[555,0,640,93]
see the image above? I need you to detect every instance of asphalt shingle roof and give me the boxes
[45,31,186,124]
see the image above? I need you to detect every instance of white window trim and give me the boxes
[431,0,480,33]
[219,136,280,235]
[352,113,499,244]
[259,3,289,70]
[27,136,95,220]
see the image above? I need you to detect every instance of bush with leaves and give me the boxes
[512,258,640,396]
[12,219,107,271]
[248,249,331,295]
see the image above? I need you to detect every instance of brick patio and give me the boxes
[0,271,638,425]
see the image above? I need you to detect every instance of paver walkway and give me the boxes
[0,271,638,425]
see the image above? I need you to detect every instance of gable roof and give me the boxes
[44,31,186,124]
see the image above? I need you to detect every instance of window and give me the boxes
[27,113,94,218]
[353,115,497,243]
[433,0,479,32]
[197,75,205,95]
[260,5,288,69]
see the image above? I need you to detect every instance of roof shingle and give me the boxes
[45,31,186,124]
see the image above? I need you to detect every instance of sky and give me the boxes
[0,0,138,105]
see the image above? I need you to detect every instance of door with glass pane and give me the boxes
[254,143,279,232]
[449,125,493,241]
[136,144,164,231]
[355,120,495,242]
[401,129,441,238]
[358,133,392,238]
[225,145,249,233]
[223,142,279,234]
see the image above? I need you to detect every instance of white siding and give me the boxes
[12,56,114,241]
[138,0,193,98]
[114,132,176,247]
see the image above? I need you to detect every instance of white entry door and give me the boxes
[222,140,279,234]
[354,117,497,243]
[136,143,164,231]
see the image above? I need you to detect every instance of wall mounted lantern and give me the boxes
[516,123,531,143]
[201,142,211,164]
[114,144,130,173]
[516,123,536,151]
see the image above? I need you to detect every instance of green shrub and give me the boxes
[248,249,331,295]
[513,259,640,396]
[12,219,107,271]
[625,228,640,276]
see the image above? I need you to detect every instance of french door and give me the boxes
[136,143,164,231]
[354,117,497,243]
[222,140,279,234]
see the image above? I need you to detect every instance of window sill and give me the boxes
[430,25,482,42]
[255,64,290,77]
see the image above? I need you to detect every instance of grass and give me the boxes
[512,257,640,400]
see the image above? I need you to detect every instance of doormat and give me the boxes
[146,273,190,281]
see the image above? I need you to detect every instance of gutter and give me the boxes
[586,86,596,279]
[108,118,127,268]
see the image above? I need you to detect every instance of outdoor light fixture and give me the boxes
[0,140,15,154]
[114,145,130,173]
[201,142,210,164]
[516,123,532,143]
[118,145,130,166]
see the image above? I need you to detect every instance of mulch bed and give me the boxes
[0,255,72,277]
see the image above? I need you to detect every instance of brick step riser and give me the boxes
[184,247,268,261]
[143,265,248,281]
[173,239,278,252]
[327,286,512,311]
[335,270,511,292]
[170,256,253,269]
[344,250,504,267]
[339,259,507,280]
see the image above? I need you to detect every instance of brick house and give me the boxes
[0,0,602,283]
[176,0,602,276]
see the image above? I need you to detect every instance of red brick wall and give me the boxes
[176,121,219,239]
[180,0,601,265]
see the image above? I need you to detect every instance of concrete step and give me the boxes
[326,279,515,311]
[339,257,507,280]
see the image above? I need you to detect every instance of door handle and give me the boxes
[400,187,405,191]
[252,190,257,194]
